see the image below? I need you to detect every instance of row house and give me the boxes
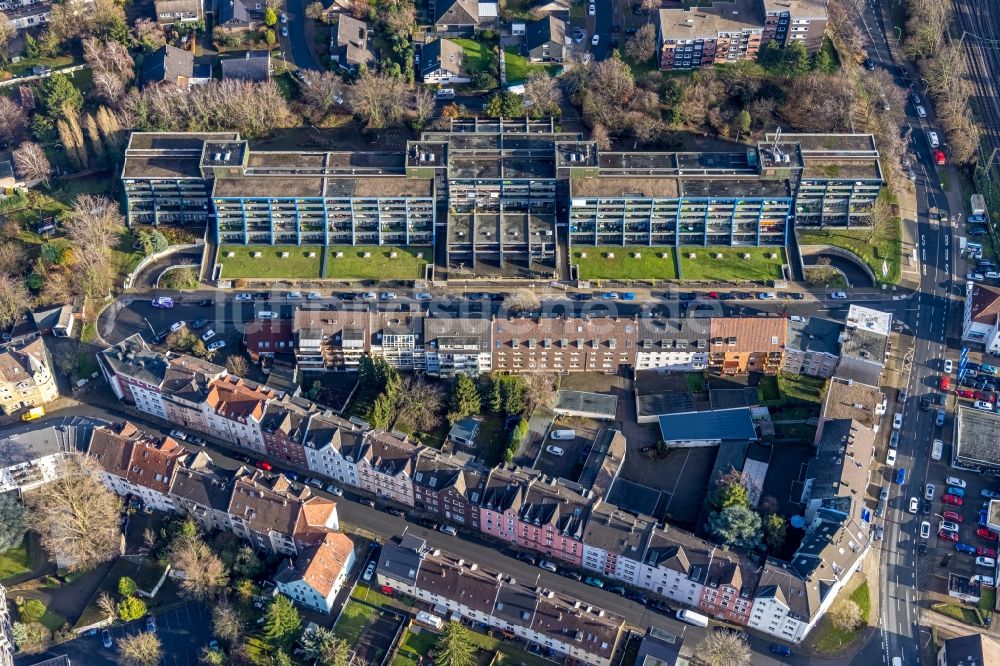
[634,318,710,372]
[514,478,592,566]
[479,466,538,543]
[302,413,365,488]
[261,397,317,469]
[492,316,637,375]
[699,549,756,625]
[160,355,227,433]
[245,319,295,363]
[169,454,237,534]
[98,334,171,420]
[86,421,185,513]
[637,529,713,608]
[412,450,483,529]
[294,310,369,371]
[202,376,277,454]
[423,317,493,377]
[580,501,655,585]
[370,312,425,371]
[708,318,786,375]
[376,535,624,666]
[356,431,420,506]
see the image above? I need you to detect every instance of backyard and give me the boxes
[572,247,677,280]
[796,218,902,286]
[0,538,32,580]
[807,579,871,654]
[503,48,559,84]
[477,414,510,466]
[218,245,323,279]
[391,625,555,666]
[679,246,786,282]
[453,39,494,73]
[326,245,429,280]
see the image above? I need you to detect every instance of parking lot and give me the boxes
[533,416,603,480]
[16,602,212,666]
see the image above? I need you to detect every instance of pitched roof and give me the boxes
[87,422,186,494]
[205,376,274,421]
[143,44,195,87]
[99,334,168,387]
[422,38,464,77]
[434,0,479,25]
[228,469,334,542]
[709,317,787,353]
[275,531,354,597]
[526,16,566,51]
[331,15,374,67]
[969,284,1000,327]
[0,337,50,385]
[218,0,251,24]
[220,51,271,82]
[359,431,419,478]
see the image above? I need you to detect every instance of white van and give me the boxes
[550,430,576,440]
[966,242,983,253]
[675,609,709,627]
[435,88,456,99]
[931,439,944,461]
[927,130,940,148]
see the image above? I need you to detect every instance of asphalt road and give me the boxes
[283,0,323,71]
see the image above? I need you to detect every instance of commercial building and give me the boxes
[657,407,758,448]
[656,0,827,71]
[954,407,1000,472]
[0,337,59,415]
[121,125,881,278]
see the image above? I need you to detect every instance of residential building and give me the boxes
[30,304,75,338]
[169,455,238,533]
[356,431,419,506]
[513,477,592,566]
[580,501,655,585]
[245,319,295,362]
[329,15,374,72]
[835,305,892,386]
[412,450,482,528]
[142,45,211,88]
[782,316,842,377]
[762,0,828,52]
[433,0,481,34]
[634,318,710,372]
[634,628,685,666]
[98,334,170,419]
[0,584,12,666]
[294,310,370,371]
[86,421,186,513]
[708,317,786,374]
[202,376,277,453]
[636,529,712,608]
[698,550,755,625]
[0,424,80,493]
[274,531,356,613]
[0,337,59,415]
[816,377,886,436]
[2,0,52,30]
[302,413,365,488]
[446,417,480,448]
[261,398,315,468]
[160,355,228,435]
[526,16,567,62]
[217,0,252,29]
[479,466,537,544]
[376,535,625,666]
[220,51,271,82]
[936,633,1000,666]
[799,418,874,521]
[370,312,425,371]
[424,316,493,377]
[963,283,1000,354]
[154,0,201,24]
[420,38,469,84]
[492,316,638,374]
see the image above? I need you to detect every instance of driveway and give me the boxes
[284,0,323,70]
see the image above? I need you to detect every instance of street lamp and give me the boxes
[893,25,901,42]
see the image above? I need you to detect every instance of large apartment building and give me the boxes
[0,337,59,415]
[657,0,827,71]
[121,122,880,278]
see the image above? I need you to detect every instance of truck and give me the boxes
[972,194,987,217]
[675,609,710,627]
[21,406,45,421]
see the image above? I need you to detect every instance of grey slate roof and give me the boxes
[657,407,757,443]
[99,334,168,387]
[377,534,425,586]
[421,38,464,77]
[434,0,478,25]
[786,317,842,355]
[525,16,565,51]
[220,51,270,81]
[218,0,251,24]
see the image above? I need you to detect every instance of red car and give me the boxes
[977,527,999,541]
[978,547,998,558]
[957,389,976,399]
[943,494,964,506]
[939,529,960,542]
[940,376,951,391]
[255,460,273,471]
[933,149,946,166]
[707,291,719,299]
[943,510,964,523]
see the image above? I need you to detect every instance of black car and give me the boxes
[714,626,749,642]
[626,591,648,604]
[898,388,908,403]
[606,585,626,596]
[489,293,505,301]
[253,292,270,300]
[719,292,736,300]
[922,498,932,514]
[918,541,928,555]
[789,292,804,300]
[558,568,583,581]
[865,57,875,70]
[467,292,485,300]
[649,600,672,615]
[197,299,213,307]
[383,506,405,517]
[679,292,696,301]
[191,318,209,330]
[516,551,537,565]
[572,293,593,301]
[339,292,356,301]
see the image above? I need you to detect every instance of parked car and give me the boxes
[983,489,1000,500]
[939,529,959,542]
[363,561,376,581]
[152,297,174,308]
[939,520,961,533]
[583,576,604,588]
[538,560,557,572]
[893,413,904,430]
[146,616,157,633]
[189,436,206,446]
[201,329,216,342]
[978,546,998,558]
[925,483,936,500]
[438,524,457,536]
[102,630,113,648]
[943,494,964,506]
[942,510,964,523]
[908,497,919,513]
[977,527,999,541]
[947,476,968,489]
[830,291,848,299]
[975,400,994,411]
[886,449,897,467]
[191,318,209,330]
[936,410,946,427]
[947,486,966,498]
[235,293,252,301]
[757,292,777,300]
[169,320,186,332]
[920,521,931,539]
[956,543,978,554]
[545,445,565,456]
[944,359,954,373]
[169,430,188,441]
[255,461,272,471]
[558,568,583,581]
[325,484,343,496]
[977,556,997,568]
[208,340,225,351]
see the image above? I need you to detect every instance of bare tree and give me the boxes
[299,70,348,120]
[830,599,863,631]
[170,537,230,601]
[903,0,951,59]
[0,243,25,275]
[0,98,28,144]
[40,270,74,305]
[84,38,134,85]
[507,289,541,313]
[380,0,415,36]
[351,70,406,127]
[65,194,122,297]
[58,116,89,171]
[521,372,557,412]
[97,592,117,620]
[640,0,658,12]
[212,601,245,643]
[96,106,126,156]
[696,631,752,666]
[625,24,656,63]
[26,455,123,573]
[394,376,444,432]
[12,142,53,185]
[0,12,14,58]
[132,18,166,51]
[118,632,163,666]
[225,355,248,376]
[413,88,436,126]
[780,71,854,132]
[0,273,31,328]
[591,122,611,150]
[305,1,325,19]
[523,71,562,116]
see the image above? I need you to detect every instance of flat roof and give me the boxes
[846,305,893,337]
[957,407,1000,468]
[572,177,680,198]
[554,390,618,418]
[123,156,203,179]
[658,0,763,41]
[658,407,757,443]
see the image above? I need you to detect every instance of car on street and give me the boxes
[191,318,208,330]
[925,483,936,500]
[958,389,976,399]
[974,575,996,586]
[235,293,252,301]
[201,329,216,341]
[939,520,961,533]
[908,497,919,513]
[920,521,931,539]
[621,292,635,300]
[982,489,1000,499]
[591,34,599,46]
[601,292,618,300]
[558,568,583,580]
[968,273,986,282]
[956,543,978,554]
[306,292,321,300]
[880,487,890,501]
[198,299,213,307]
[892,413,903,430]
[943,510,964,523]
[256,460,272,471]
[922,498,933,514]
[770,644,792,657]
[916,105,927,118]
[545,445,565,456]
[874,524,885,540]
[574,30,585,43]
[189,436,206,446]
[757,292,777,300]
[363,561,376,581]
[978,546,998,557]
[102,629,113,648]
[152,297,174,308]
[944,359,954,373]
[380,292,396,300]
[865,57,875,70]
[208,340,225,351]
[538,559,557,572]
[383,506,404,516]
[438,524,457,536]
[980,509,990,525]
[918,541,929,555]
[947,486,966,497]
[940,375,951,391]
[583,576,604,588]
[897,388,908,403]
[169,429,188,441]
[830,291,848,299]
[281,25,288,36]
[977,556,997,568]
[947,476,968,489]
[936,410,946,427]
[886,449,897,467]
[169,320,186,332]
[977,527,999,541]
[975,400,994,411]
[943,494,964,506]
[325,484,343,496]
[911,93,921,105]
[921,395,934,411]
[588,2,595,13]
[939,529,959,542]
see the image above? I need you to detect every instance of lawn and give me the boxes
[352,581,397,607]
[453,38,493,73]
[685,372,706,394]
[679,246,786,282]
[392,628,437,666]
[333,600,377,644]
[345,385,381,420]
[7,54,75,76]
[572,247,677,280]
[218,245,323,279]
[503,48,559,84]
[932,603,984,626]
[327,245,429,280]
[759,375,781,402]
[0,538,32,580]
[850,580,871,621]
[797,218,902,286]
[806,580,870,654]
[777,372,827,406]
[979,586,996,615]
[477,414,509,466]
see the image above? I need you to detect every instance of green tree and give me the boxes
[762,513,787,552]
[737,109,751,135]
[811,47,835,74]
[39,243,69,265]
[359,355,399,391]
[23,33,41,59]
[471,71,498,90]
[232,545,264,578]
[300,627,351,665]
[117,596,148,621]
[708,505,762,549]
[263,594,301,644]
[434,621,476,666]
[274,651,293,666]
[118,576,138,598]
[449,374,481,423]
[136,229,169,255]
[0,491,27,551]
[199,646,225,665]
[38,74,84,119]
[367,391,396,430]
[497,375,525,415]
[709,470,749,510]
[264,28,277,45]
[485,379,502,413]
[19,599,46,623]
[264,7,278,25]
[483,91,524,118]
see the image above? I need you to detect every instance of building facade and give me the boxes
[274,531,356,613]
[0,338,59,415]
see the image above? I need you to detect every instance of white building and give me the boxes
[634,318,710,372]
[356,431,418,507]
[0,337,60,416]
[0,425,76,493]
[302,414,363,488]
[963,284,1000,353]
[274,532,356,613]
[635,530,710,608]
[580,502,652,586]
[97,335,170,420]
